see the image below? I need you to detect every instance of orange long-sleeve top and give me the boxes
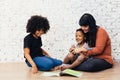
[86,27,113,64]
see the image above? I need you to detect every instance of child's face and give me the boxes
[76,31,85,44]
[34,29,44,37]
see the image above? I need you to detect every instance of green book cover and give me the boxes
[60,69,82,78]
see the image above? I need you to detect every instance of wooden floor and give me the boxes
[0,62,120,80]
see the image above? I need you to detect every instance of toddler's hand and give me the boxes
[74,48,81,54]
[69,45,75,52]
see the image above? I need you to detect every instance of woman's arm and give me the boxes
[86,28,108,56]
[24,48,38,73]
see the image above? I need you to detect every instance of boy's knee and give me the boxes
[39,62,54,71]
[56,60,62,66]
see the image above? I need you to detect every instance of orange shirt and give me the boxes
[87,27,113,64]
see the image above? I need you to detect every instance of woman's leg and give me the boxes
[74,57,113,72]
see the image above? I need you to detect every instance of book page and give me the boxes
[40,72,60,77]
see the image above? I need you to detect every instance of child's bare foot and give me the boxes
[53,65,62,70]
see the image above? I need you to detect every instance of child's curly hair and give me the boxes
[26,15,50,34]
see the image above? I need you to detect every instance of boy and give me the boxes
[24,15,62,74]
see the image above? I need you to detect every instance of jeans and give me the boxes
[73,57,113,72]
[26,56,62,71]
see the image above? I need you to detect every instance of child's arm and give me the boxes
[74,46,88,54]
[41,48,51,57]
[69,45,75,52]
[69,45,76,55]
[24,48,38,73]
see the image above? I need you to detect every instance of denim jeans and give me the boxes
[26,56,62,71]
[73,57,113,72]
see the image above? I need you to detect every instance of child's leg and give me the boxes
[45,56,62,67]
[70,53,86,69]
[63,53,75,64]
[54,53,75,70]
[33,56,55,71]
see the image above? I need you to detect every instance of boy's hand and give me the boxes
[31,66,38,74]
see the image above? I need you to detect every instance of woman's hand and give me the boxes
[74,47,87,54]
[31,66,38,74]
[80,47,88,52]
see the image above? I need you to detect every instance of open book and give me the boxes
[60,69,82,78]
[40,72,60,77]
[40,69,82,78]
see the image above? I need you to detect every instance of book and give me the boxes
[40,72,60,77]
[60,69,82,78]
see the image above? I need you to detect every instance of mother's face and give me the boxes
[81,26,89,33]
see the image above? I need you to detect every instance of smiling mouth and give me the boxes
[76,40,81,42]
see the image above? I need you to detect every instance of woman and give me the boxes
[60,13,113,72]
